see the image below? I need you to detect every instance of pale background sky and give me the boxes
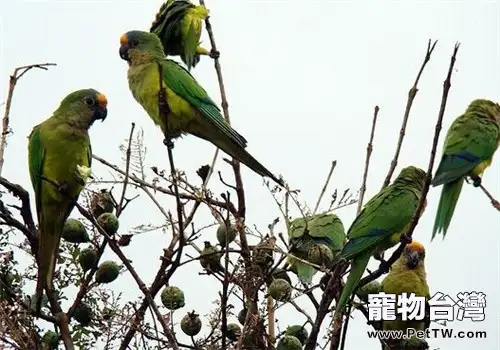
[0,0,499,349]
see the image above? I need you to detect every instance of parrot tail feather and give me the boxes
[296,262,315,285]
[233,148,284,187]
[35,224,62,313]
[334,251,371,319]
[432,178,463,239]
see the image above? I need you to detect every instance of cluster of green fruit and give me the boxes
[41,191,124,348]
[62,190,121,285]
[159,282,307,349]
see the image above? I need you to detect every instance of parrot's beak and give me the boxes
[406,250,420,269]
[93,93,108,123]
[119,34,130,61]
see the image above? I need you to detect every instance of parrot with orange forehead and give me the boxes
[28,89,107,312]
[333,166,427,320]
[380,240,431,349]
[150,0,214,71]
[432,99,500,239]
[119,30,284,186]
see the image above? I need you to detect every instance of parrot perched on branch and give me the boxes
[150,0,212,71]
[432,99,500,239]
[286,212,345,284]
[333,166,427,320]
[380,240,430,349]
[28,89,107,312]
[119,30,284,187]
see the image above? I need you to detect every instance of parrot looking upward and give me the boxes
[286,213,345,284]
[150,0,212,71]
[380,240,430,349]
[119,30,284,187]
[333,166,427,320]
[28,89,107,312]
[432,99,500,239]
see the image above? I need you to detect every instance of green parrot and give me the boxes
[333,166,427,319]
[150,0,212,71]
[28,89,107,311]
[380,240,430,349]
[432,99,500,239]
[286,212,345,284]
[119,30,283,187]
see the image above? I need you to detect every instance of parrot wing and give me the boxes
[308,213,345,252]
[341,187,417,261]
[28,125,46,220]
[288,216,308,239]
[161,59,247,149]
[432,115,499,186]
[151,0,191,38]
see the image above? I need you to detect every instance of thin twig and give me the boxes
[356,106,379,214]
[198,0,230,123]
[358,43,460,289]
[75,202,179,350]
[0,177,37,242]
[0,63,57,175]
[477,183,500,211]
[382,40,438,188]
[117,123,135,215]
[93,154,237,213]
[304,263,346,350]
[313,160,337,215]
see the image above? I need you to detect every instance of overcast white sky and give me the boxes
[0,1,499,349]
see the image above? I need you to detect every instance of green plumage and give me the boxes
[287,212,345,284]
[432,99,500,239]
[28,89,107,312]
[380,242,430,349]
[150,0,210,70]
[119,30,283,186]
[334,166,426,319]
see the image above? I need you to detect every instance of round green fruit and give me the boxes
[269,278,292,302]
[226,323,241,341]
[180,311,202,336]
[216,223,237,246]
[62,218,90,243]
[95,261,120,284]
[307,244,334,266]
[161,286,185,310]
[269,268,291,285]
[74,303,92,326]
[97,213,119,236]
[78,248,98,272]
[285,325,309,345]
[277,335,302,350]
[237,308,247,325]
[42,330,59,349]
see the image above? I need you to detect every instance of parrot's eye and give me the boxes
[131,39,139,47]
[84,98,95,106]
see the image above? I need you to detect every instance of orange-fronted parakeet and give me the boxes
[432,99,500,239]
[334,166,427,319]
[150,0,212,71]
[380,240,430,349]
[28,89,107,312]
[119,30,283,186]
[286,212,345,284]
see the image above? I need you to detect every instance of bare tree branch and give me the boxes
[382,40,437,188]
[0,63,57,175]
